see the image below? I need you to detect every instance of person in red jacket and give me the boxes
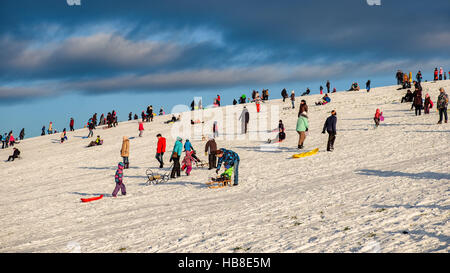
[374,108,383,128]
[156,134,166,168]
[69,118,74,131]
[138,122,144,137]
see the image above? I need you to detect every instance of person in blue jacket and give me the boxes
[215,148,240,186]
[170,137,183,178]
[322,110,337,152]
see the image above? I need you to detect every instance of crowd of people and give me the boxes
[3,68,448,201]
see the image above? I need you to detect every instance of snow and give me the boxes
[1,81,449,253]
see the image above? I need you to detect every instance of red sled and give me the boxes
[81,195,103,203]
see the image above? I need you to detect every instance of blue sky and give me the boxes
[1,0,449,137]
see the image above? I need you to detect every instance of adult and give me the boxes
[121,136,130,169]
[170,137,183,178]
[413,87,423,116]
[255,92,262,113]
[19,128,25,140]
[239,106,250,134]
[396,70,403,85]
[204,136,217,169]
[87,120,94,138]
[156,134,166,168]
[416,71,422,83]
[70,118,74,131]
[434,68,438,81]
[290,90,296,109]
[216,148,240,186]
[7,148,20,162]
[298,100,308,117]
[213,121,219,138]
[301,88,311,96]
[437,88,448,124]
[233,99,237,105]
[281,88,288,102]
[296,112,309,149]
[41,126,46,136]
[326,80,331,93]
[366,80,371,92]
[401,90,414,103]
[322,110,337,152]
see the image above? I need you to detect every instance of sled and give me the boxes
[81,195,103,202]
[194,160,208,168]
[145,165,172,185]
[292,148,319,158]
[206,177,233,189]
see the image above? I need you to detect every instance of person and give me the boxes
[181,150,195,176]
[216,94,221,106]
[190,119,204,125]
[413,87,423,116]
[184,139,194,152]
[239,95,246,104]
[366,80,371,92]
[0,134,3,149]
[159,107,164,116]
[424,93,433,114]
[48,122,53,134]
[255,92,262,113]
[322,110,337,152]
[301,88,311,96]
[204,136,217,169]
[434,68,438,81]
[69,118,74,131]
[141,111,146,122]
[164,115,177,124]
[268,120,286,143]
[326,80,331,93]
[87,120,94,138]
[7,148,20,162]
[252,90,257,101]
[298,100,308,117]
[320,85,323,95]
[138,122,144,137]
[147,106,153,122]
[128,112,132,121]
[3,133,8,148]
[212,165,234,183]
[239,106,250,134]
[191,100,195,111]
[296,112,309,149]
[290,90,295,109]
[88,135,103,147]
[332,88,336,93]
[348,82,360,91]
[215,148,240,186]
[121,136,130,169]
[134,114,138,120]
[374,109,382,128]
[155,134,166,168]
[19,128,25,141]
[9,133,15,147]
[437,87,448,124]
[396,70,403,85]
[439,67,443,80]
[233,99,237,105]
[60,130,67,143]
[213,121,219,138]
[416,71,422,83]
[401,89,414,103]
[315,94,331,105]
[281,88,288,102]
[112,162,126,197]
[170,137,183,178]
[41,126,46,136]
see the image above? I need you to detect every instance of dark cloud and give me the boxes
[0,0,449,100]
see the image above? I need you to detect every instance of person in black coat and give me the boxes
[281,88,288,102]
[7,148,20,161]
[19,128,25,140]
[322,110,337,152]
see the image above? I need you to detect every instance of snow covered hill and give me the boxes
[1,81,449,253]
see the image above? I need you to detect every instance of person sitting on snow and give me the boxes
[348,82,360,91]
[212,165,234,182]
[315,94,331,105]
[7,148,20,162]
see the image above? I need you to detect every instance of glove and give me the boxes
[306,128,308,132]
[216,169,219,174]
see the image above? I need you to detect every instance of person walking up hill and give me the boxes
[322,110,337,152]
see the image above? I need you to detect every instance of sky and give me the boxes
[1,0,449,138]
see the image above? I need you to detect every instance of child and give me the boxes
[212,165,234,182]
[424,93,433,114]
[181,150,194,176]
[374,109,383,128]
[138,122,144,137]
[112,162,126,197]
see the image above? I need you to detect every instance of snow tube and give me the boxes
[292,148,319,158]
[81,195,103,203]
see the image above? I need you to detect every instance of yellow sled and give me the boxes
[292,148,319,158]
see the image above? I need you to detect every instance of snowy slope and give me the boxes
[0,80,449,253]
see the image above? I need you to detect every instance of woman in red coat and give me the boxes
[156,134,166,168]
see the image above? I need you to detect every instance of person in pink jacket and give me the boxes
[181,150,195,176]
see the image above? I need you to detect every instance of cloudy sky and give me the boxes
[1,0,449,137]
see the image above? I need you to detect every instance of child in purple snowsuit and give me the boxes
[112,162,126,197]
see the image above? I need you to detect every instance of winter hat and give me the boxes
[291,90,295,94]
